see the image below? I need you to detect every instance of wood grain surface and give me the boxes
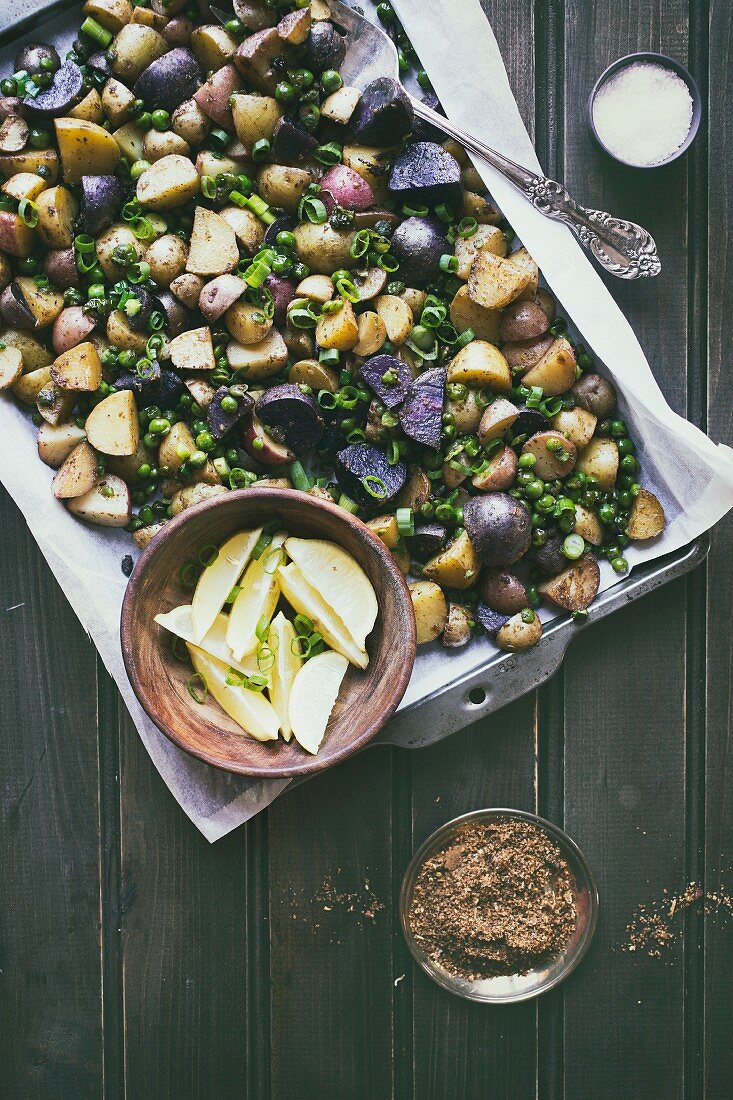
[1,1,731,1098]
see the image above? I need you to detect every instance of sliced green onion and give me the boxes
[257,644,275,673]
[334,276,360,302]
[434,203,454,223]
[225,585,242,606]
[128,261,151,284]
[263,547,284,574]
[291,635,312,658]
[319,348,340,367]
[294,613,314,636]
[242,260,271,288]
[338,493,359,514]
[396,507,415,537]
[314,142,342,165]
[455,327,475,349]
[18,198,38,227]
[187,673,208,703]
[81,15,113,48]
[178,560,200,588]
[321,298,344,314]
[401,202,429,217]
[439,253,459,273]
[363,475,388,499]
[540,396,564,417]
[196,543,219,568]
[377,252,399,272]
[562,533,585,560]
[457,216,478,238]
[255,614,270,644]
[299,195,328,224]
[132,217,155,240]
[289,460,311,492]
[349,229,371,258]
[200,174,217,199]
[252,138,271,161]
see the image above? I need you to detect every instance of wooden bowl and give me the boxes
[120,488,416,777]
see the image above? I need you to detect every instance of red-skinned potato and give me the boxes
[199,274,245,322]
[52,307,97,356]
[0,211,36,257]
[242,410,295,466]
[479,569,529,615]
[44,247,79,290]
[499,300,550,342]
[471,444,518,491]
[194,64,242,128]
[521,430,577,479]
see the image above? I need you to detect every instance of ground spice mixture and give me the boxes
[408,819,578,980]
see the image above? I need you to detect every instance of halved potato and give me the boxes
[552,405,597,450]
[538,553,601,611]
[69,88,105,124]
[321,86,361,124]
[422,530,481,590]
[12,364,53,404]
[366,513,400,549]
[2,172,48,203]
[186,207,239,276]
[36,383,76,426]
[112,121,145,163]
[477,397,519,443]
[157,421,196,474]
[522,337,576,396]
[52,441,98,499]
[471,444,518,492]
[84,389,139,456]
[111,23,167,82]
[66,473,132,527]
[83,0,134,34]
[102,78,136,126]
[169,326,216,371]
[106,309,149,353]
[54,119,120,184]
[190,24,238,70]
[576,436,619,490]
[231,93,282,148]
[374,294,412,345]
[574,504,603,545]
[136,154,200,211]
[395,466,430,512]
[468,251,531,309]
[225,300,272,345]
[626,488,666,540]
[0,148,59,183]
[496,609,542,651]
[447,339,511,392]
[15,277,64,327]
[521,430,577,479]
[0,344,23,389]
[454,223,507,279]
[450,285,500,342]
[1,328,53,371]
[353,310,387,357]
[315,300,359,351]
[0,212,36,257]
[409,580,448,644]
[442,602,473,648]
[296,274,334,304]
[51,341,102,391]
[227,329,289,379]
[258,164,313,213]
[342,144,392,202]
[292,222,356,274]
[38,421,88,468]
[35,185,79,249]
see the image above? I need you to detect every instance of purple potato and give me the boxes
[134,48,201,115]
[527,530,566,577]
[15,42,60,77]
[463,493,532,567]
[87,51,113,79]
[358,353,412,409]
[113,370,146,396]
[304,21,346,73]
[264,214,295,246]
[264,273,297,324]
[389,216,447,285]
[146,368,184,408]
[411,90,445,143]
[398,366,446,449]
[475,603,511,636]
[256,383,323,453]
[408,522,447,562]
[512,406,550,438]
[335,442,407,506]
[350,77,414,147]
[388,141,463,209]
[208,385,253,441]
[157,289,189,337]
[271,115,317,162]
[0,283,35,328]
[80,175,124,237]
[126,286,161,333]
[23,60,83,117]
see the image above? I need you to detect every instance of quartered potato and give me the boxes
[468,250,531,309]
[422,530,482,590]
[315,300,359,351]
[51,441,98,500]
[169,326,216,372]
[227,329,288,379]
[496,609,542,651]
[136,154,200,210]
[447,339,512,392]
[626,489,666,540]
[454,224,507,279]
[521,336,576,395]
[409,580,449,645]
[538,553,601,611]
[84,389,139,456]
[576,437,619,490]
[66,474,132,527]
[186,207,240,276]
[374,294,412,345]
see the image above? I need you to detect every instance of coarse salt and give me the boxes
[592,61,694,166]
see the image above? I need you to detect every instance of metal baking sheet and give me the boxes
[0,1,709,754]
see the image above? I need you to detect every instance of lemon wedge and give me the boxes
[283,538,378,650]
[191,528,261,643]
[288,650,349,754]
[186,644,279,742]
[277,562,368,668]
[226,533,286,661]
[267,611,301,741]
[154,605,263,679]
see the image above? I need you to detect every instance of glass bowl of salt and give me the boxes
[587,52,701,168]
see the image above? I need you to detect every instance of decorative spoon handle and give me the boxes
[411,99,661,280]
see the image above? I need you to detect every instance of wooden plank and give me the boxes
[0,489,103,1098]
[268,751,395,1100]
[562,1,691,1096]
[117,710,250,1100]
[705,1,733,1096]
[406,3,539,1096]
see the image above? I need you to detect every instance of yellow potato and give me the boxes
[111,23,167,82]
[69,89,105,124]
[422,530,482,589]
[231,93,282,147]
[51,341,102,392]
[54,118,120,184]
[449,285,501,343]
[85,389,140,456]
[454,223,507,279]
[576,437,619,490]
[626,489,666,540]
[225,300,273,345]
[136,154,200,211]
[315,300,359,351]
[186,206,239,276]
[227,330,288,379]
[35,185,79,249]
[374,294,412,345]
[468,250,531,309]
[522,337,576,395]
[352,310,387,357]
[169,326,216,371]
[409,580,448,644]
[447,339,511,392]
[2,172,48,202]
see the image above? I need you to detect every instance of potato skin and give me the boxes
[537,553,601,611]
[626,488,666,540]
[442,603,473,648]
[496,610,542,651]
[479,569,529,615]
[409,580,448,644]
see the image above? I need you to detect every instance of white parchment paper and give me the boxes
[1,0,731,841]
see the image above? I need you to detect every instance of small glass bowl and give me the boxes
[400,808,599,1004]
[587,52,701,168]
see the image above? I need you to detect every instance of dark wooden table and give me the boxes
[2,1,732,1097]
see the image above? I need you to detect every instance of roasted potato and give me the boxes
[450,285,501,342]
[454,223,507,279]
[423,530,482,589]
[315,300,359,351]
[220,205,265,252]
[366,513,400,549]
[374,294,412,345]
[231,93,282,148]
[626,488,666,540]
[66,474,132,527]
[51,441,98,499]
[37,420,87,467]
[409,580,449,644]
[395,466,430,512]
[573,504,603,545]
[521,337,576,395]
[106,309,149,353]
[96,223,145,281]
[145,233,188,287]
[551,405,597,450]
[521,430,577,479]
[84,389,139,456]
[51,341,102,391]
[257,164,313,213]
[477,397,519,443]
[136,154,200,211]
[496,609,542,651]
[0,344,23,389]
[468,250,531,309]
[227,329,289,379]
[292,222,356,274]
[169,481,227,516]
[576,436,619,490]
[353,311,387,357]
[111,23,167,82]
[442,603,474,648]
[225,300,273,345]
[471,444,518,492]
[538,553,600,611]
[35,186,78,250]
[54,119,120,184]
[447,340,511,392]
[169,326,216,372]
[321,86,361,125]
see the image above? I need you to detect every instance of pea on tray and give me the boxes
[0,0,666,655]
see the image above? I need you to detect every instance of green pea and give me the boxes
[188,450,208,468]
[138,505,154,525]
[610,419,627,437]
[143,432,157,449]
[275,81,297,105]
[617,437,635,456]
[151,109,170,131]
[220,395,238,413]
[599,503,616,524]
[196,430,215,452]
[611,556,629,574]
[518,452,537,469]
[620,454,637,474]
[136,463,152,479]
[149,417,171,435]
[276,230,296,251]
[525,479,545,500]
[321,69,343,94]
